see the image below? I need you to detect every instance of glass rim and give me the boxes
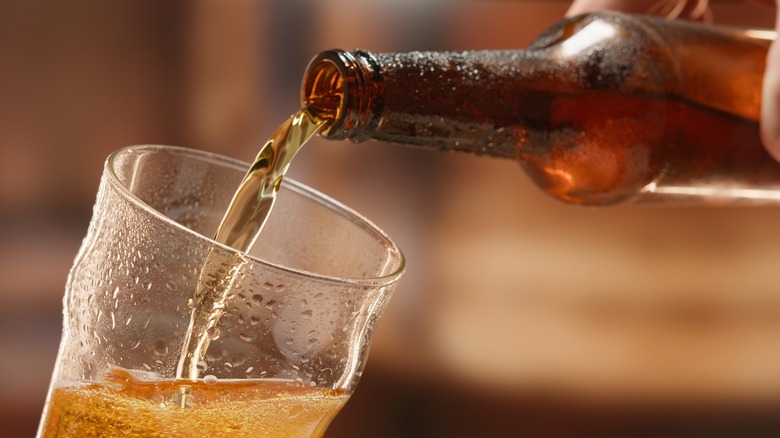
[105,144,405,288]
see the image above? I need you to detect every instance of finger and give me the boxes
[759,3,780,160]
[567,0,661,16]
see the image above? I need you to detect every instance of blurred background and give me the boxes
[2,0,780,436]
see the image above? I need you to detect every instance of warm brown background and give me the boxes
[2,0,779,436]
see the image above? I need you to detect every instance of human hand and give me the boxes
[566,0,780,161]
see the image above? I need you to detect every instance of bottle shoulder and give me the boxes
[531,12,765,121]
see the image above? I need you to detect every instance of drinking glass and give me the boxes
[37,145,405,437]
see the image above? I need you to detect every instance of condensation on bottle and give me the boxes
[302,12,776,205]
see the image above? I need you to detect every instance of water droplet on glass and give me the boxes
[251,294,263,306]
[203,375,218,385]
[197,361,208,372]
[206,350,222,362]
[153,339,168,356]
[239,331,257,342]
[232,353,246,367]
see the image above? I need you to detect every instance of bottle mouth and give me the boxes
[301,51,348,138]
[301,49,379,141]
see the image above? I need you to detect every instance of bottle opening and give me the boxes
[302,49,381,141]
[302,54,346,136]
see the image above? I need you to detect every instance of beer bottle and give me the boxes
[301,12,776,205]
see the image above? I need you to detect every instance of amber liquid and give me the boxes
[176,109,324,381]
[515,93,773,205]
[40,368,347,438]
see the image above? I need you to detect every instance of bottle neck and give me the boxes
[302,48,553,159]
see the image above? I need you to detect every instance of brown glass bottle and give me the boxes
[302,12,777,205]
